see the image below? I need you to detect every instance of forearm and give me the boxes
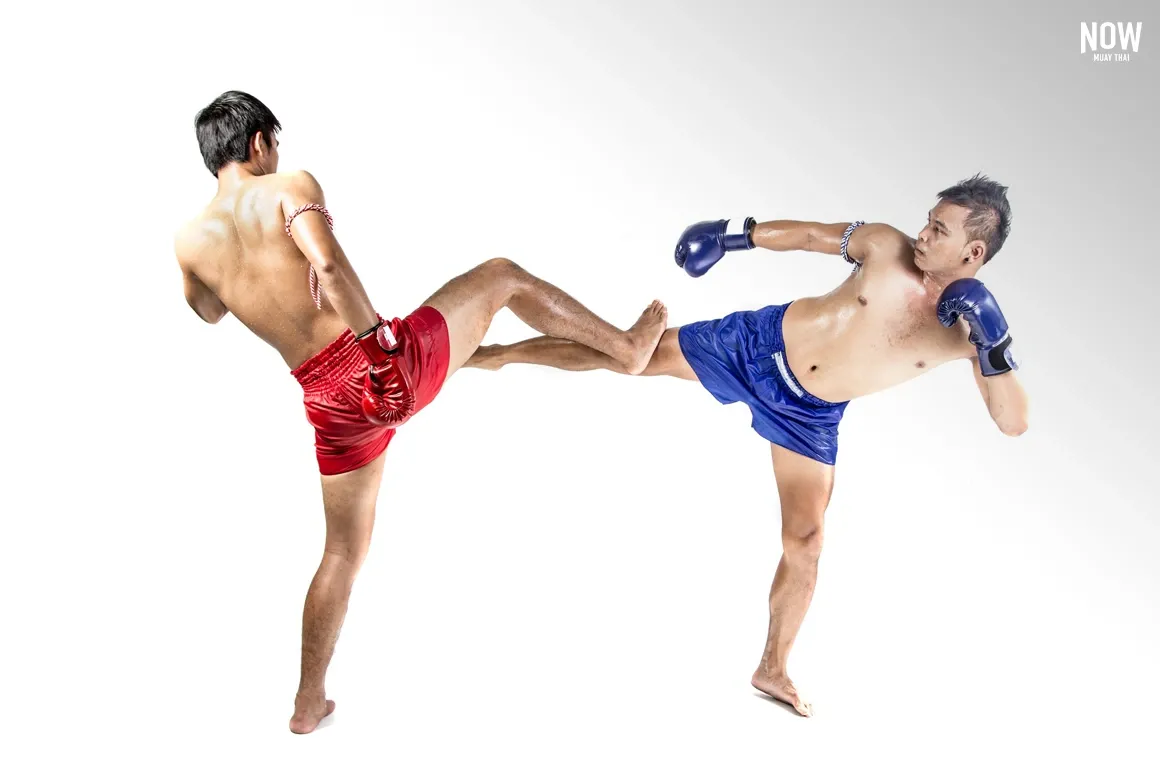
[313,253,380,336]
[981,372,1029,436]
[282,173,380,335]
[751,221,853,255]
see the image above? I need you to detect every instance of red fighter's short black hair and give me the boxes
[194,91,281,177]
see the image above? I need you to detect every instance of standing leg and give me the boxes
[465,327,699,380]
[421,258,668,380]
[752,443,836,717]
[289,451,386,734]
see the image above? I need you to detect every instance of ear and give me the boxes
[964,239,986,264]
[250,131,267,160]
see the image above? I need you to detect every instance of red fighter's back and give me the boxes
[174,170,348,369]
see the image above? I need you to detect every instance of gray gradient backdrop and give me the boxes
[1,0,1157,757]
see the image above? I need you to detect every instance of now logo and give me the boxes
[1079,22,1143,55]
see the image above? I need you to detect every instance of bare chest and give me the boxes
[850,271,965,365]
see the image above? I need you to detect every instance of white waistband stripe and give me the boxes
[773,351,804,397]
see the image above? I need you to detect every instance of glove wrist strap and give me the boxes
[979,334,1017,376]
[355,320,399,364]
[724,217,756,250]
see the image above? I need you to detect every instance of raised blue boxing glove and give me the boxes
[937,278,1018,376]
[674,217,755,277]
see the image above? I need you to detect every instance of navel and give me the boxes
[810,365,818,372]
[915,360,926,368]
[857,295,868,306]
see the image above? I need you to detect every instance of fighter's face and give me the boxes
[914,201,978,272]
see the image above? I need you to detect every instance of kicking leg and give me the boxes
[422,258,667,380]
[289,452,386,734]
[751,443,835,718]
[466,327,698,380]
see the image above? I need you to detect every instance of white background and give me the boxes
[2,1,1157,757]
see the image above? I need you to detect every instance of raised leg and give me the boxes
[421,258,668,380]
[289,451,386,734]
[465,327,699,380]
[751,443,835,717]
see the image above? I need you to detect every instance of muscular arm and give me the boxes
[281,170,380,336]
[751,221,904,264]
[970,357,1029,436]
[180,267,229,324]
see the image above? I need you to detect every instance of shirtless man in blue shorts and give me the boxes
[467,175,1030,716]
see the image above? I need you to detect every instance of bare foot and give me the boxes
[289,694,336,734]
[752,669,812,717]
[465,344,506,371]
[620,300,668,375]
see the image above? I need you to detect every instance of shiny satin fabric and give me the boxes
[291,306,450,475]
[678,303,849,465]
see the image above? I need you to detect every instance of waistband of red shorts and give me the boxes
[291,318,382,392]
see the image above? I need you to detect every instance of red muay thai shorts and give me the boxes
[291,306,451,475]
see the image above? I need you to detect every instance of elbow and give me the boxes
[998,417,1028,437]
[191,301,228,324]
[313,255,341,278]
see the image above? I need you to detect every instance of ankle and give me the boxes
[754,661,787,679]
[295,688,326,705]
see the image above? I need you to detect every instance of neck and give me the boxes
[216,162,262,194]
[921,264,980,297]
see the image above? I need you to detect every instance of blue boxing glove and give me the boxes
[674,217,755,277]
[937,278,1018,376]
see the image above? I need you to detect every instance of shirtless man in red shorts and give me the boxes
[174,91,668,733]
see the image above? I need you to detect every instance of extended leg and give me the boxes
[751,443,836,717]
[289,451,386,734]
[421,258,668,380]
[465,327,699,380]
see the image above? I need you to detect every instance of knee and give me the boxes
[324,533,372,569]
[480,256,525,283]
[782,522,824,567]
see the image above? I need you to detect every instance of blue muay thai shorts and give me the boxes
[677,303,849,465]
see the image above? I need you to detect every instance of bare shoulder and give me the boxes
[173,213,207,266]
[843,222,913,265]
[175,205,234,268]
[857,223,912,255]
[277,169,326,204]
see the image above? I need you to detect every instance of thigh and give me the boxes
[319,450,387,558]
[642,327,699,380]
[769,443,835,536]
[421,259,512,379]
